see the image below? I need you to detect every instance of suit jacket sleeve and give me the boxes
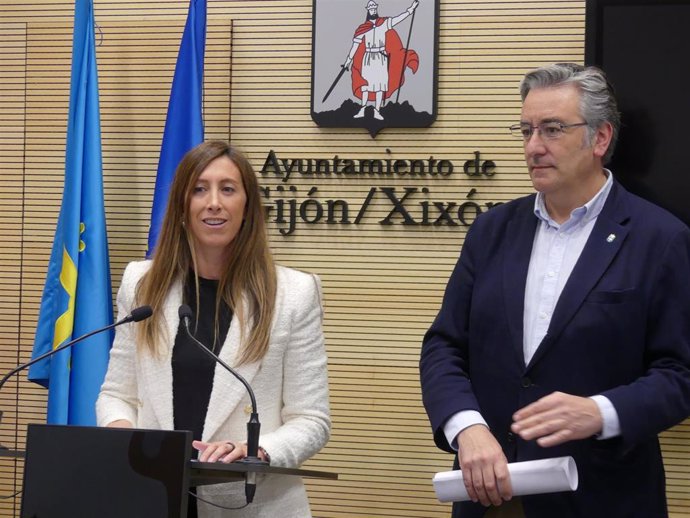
[96,261,148,426]
[601,226,690,447]
[258,271,331,467]
[420,217,485,453]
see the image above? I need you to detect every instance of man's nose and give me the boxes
[524,129,546,154]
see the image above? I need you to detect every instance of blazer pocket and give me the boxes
[586,288,636,304]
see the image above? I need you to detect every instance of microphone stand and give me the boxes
[0,306,153,453]
[178,305,268,504]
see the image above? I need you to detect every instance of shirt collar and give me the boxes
[533,169,613,230]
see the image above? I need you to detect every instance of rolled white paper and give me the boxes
[433,456,578,503]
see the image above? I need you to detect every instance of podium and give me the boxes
[11,424,337,518]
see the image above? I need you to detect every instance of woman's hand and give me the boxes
[106,419,133,428]
[193,440,246,463]
[193,440,270,463]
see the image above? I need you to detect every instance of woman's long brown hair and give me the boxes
[135,141,276,365]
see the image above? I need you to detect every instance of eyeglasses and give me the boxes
[509,121,589,141]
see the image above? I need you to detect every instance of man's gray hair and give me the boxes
[520,63,621,164]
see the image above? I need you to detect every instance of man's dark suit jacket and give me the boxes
[420,181,690,518]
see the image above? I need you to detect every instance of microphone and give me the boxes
[0,306,153,449]
[178,304,267,504]
[0,305,153,395]
[119,305,153,324]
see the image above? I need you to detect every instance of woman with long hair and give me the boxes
[97,141,331,517]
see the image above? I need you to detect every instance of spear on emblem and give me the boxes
[396,0,419,104]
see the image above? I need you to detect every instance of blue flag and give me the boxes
[29,0,113,425]
[147,0,206,256]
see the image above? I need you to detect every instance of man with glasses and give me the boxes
[420,63,690,518]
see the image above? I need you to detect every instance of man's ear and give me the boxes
[593,121,613,160]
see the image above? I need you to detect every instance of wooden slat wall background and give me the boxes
[0,1,687,517]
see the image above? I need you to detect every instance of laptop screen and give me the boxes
[20,424,192,518]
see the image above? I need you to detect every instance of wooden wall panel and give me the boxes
[0,22,29,517]
[0,1,688,517]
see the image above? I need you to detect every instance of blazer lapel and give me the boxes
[503,198,539,369]
[527,182,630,369]
[202,296,262,441]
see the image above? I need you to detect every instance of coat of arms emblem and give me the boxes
[311,0,439,136]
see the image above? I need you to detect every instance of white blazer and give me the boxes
[96,261,331,518]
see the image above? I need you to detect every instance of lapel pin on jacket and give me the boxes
[606,233,616,243]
